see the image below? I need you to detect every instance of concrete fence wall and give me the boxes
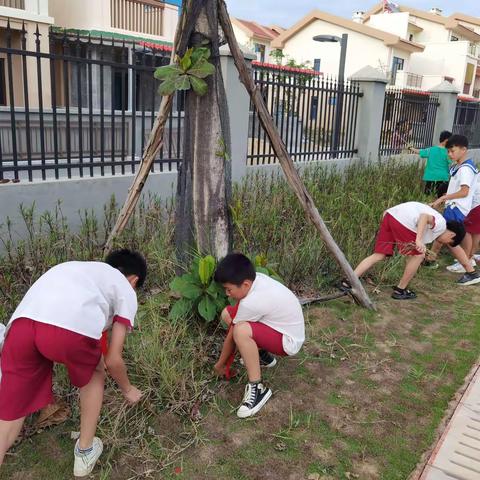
[0,47,475,243]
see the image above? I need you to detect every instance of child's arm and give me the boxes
[431,185,469,208]
[104,322,142,405]
[214,326,235,376]
[415,214,433,253]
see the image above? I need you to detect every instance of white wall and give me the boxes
[281,19,393,77]
[408,16,449,43]
[367,12,410,39]
[409,41,469,91]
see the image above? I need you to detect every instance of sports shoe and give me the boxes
[259,350,277,368]
[237,382,272,418]
[446,258,476,273]
[391,288,416,300]
[73,437,103,477]
[457,271,480,286]
[240,350,277,368]
[422,260,439,269]
[473,254,480,262]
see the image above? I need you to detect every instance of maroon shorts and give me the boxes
[464,206,480,235]
[0,318,101,421]
[374,213,420,256]
[226,305,287,356]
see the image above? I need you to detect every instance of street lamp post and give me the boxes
[313,34,348,158]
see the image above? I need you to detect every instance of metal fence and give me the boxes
[0,23,183,182]
[379,88,439,155]
[247,66,362,164]
[452,100,480,148]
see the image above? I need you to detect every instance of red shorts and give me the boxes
[226,305,287,356]
[0,318,101,421]
[374,213,420,256]
[464,206,480,235]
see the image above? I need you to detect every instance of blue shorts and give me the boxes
[443,206,465,223]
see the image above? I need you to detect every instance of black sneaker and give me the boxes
[422,260,439,269]
[457,271,480,286]
[391,288,417,300]
[337,278,352,292]
[259,350,277,368]
[237,382,272,418]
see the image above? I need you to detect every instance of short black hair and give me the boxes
[446,221,466,247]
[105,248,147,288]
[214,253,256,285]
[439,130,451,143]
[446,134,468,149]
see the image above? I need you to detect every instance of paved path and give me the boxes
[419,363,480,480]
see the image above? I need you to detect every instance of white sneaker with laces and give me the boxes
[446,258,476,273]
[473,254,480,262]
[73,437,103,477]
[237,382,272,418]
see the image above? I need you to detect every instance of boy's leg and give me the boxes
[397,254,425,289]
[0,417,26,465]
[471,234,480,260]
[233,322,260,382]
[354,253,386,278]
[462,233,473,260]
[78,361,106,450]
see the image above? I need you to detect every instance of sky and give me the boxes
[224,1,479,28]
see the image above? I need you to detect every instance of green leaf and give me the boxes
[255,254,268,267]
[153,64,183,81]
[174,75,191,91]
[158,77,177,96]
[169,275,203,299]
[179,47,193,71]
[190,76,208,96]
[198,295,217,323]
[188,58,216,79]
[169,297,194,320]
[198,255,216,286]
[191,47,211,65]
[207,280,224,299]
[255,266,269,275]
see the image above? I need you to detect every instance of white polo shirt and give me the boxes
[446,160,478,216]
[233,273,305,355]
[8,261,138,340]
[386,202,446,244]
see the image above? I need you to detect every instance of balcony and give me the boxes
[111,0,164,37]
[0,0,25,8]
[393,71,423,90]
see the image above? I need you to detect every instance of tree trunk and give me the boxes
[217,0,374,310]
[175,0,232,264]
[104,0,204,252]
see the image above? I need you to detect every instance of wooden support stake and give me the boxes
[217,0,374,310]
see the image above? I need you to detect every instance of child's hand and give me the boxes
[430,197,445,209]
[123,385,143,405]
[415,240,426,254]
[213,362,227,377]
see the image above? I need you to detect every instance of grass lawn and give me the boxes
[3,265,480,480]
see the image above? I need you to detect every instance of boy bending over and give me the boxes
[341,202,467,299]
[214,253,305,418]
[0,249,146,477]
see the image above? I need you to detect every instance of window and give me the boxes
[409,33,414,42]
[254,43,266,63]
[391,56,405,84]
[310,96,318,120]
[313,58,321,72]
[451,34,459,41]
[0,59,6,106]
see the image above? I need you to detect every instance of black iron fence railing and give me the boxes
[0,23,183,182]
[453,100,480,149]
[379,88,439,156]
[247,66,362,164]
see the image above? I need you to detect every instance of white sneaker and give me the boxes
[237,382,272,418]
[446,258,476,273]
[474,254,480,262]
[73,437,103,477]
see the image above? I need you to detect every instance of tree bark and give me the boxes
[104,0,204,252]
[175,0,232,264]
[217,0,375,310]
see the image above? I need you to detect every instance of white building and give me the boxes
[271,10,423,80]
[231,17,284,63]
[363,4,480,97]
